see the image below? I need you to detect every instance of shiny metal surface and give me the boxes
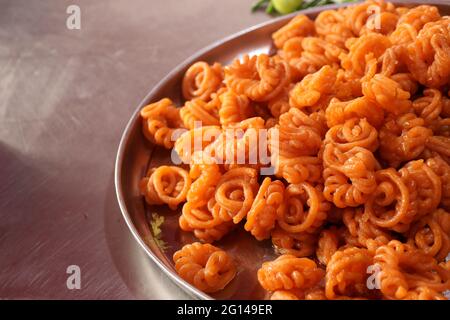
[115,0,450,300]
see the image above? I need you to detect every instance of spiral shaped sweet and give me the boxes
[271,226,318,258]
[325,97,384,129]
[315,8,353,48]
[272,14,315,49]
[405,18,450,88]
[289,65,337,113]
[274,155,322,185]
[224,54,291,102]
[173,242,236,293]
[140,166,191,210]
[365,168,411,231]
[274,108,325,158]
[374,240,450,299]
[379,113,432,168]
[283,37,344,79]
[218,89,254,127]
[141,98,183,149]
[316,227,340,266]
[245,178,285,241]
[407,209,450,262]
[362,73,412,115]
[182,62,223,101]
[412,89,442,124]
[278,183,330,234]
[258,254,324,291]
[426,155,450,210]
[341,33,392,76]
[325,247,374,299]
[399,160,442,222]
[214,167,259,224]
[325,118,379,152]
[342,207,392,251]
[322,145,379,208]
[180,98,220,129]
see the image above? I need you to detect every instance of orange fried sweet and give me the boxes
[218,89,254,127]
[187,160,221,205]
[365,160,440,234]
[272,14,315,49]
[274,155,322,185]
[281,37,343,79]
[204,117,267,170]
[323,145,379,208]
[224,54,291,102]
[325,247,375,299]
[317,227,340,266]
[267,85,292,118]
[389,73,418,96]
[245,178,285,240]
[173,242,236,293]
[374,240,450,299]
[407,209,450,262]
[325,97,384,129]
[278,183,330,234]
[315,8,353,48]
[379,113,432,168]
[258,254,324,291]
[141,98,183,149]
[362,73,412,115]
[180,98,220,129]
[180,161,234,243]
[140,166,191,210]
[390,5,440,45]
[272,107,325,158]
[345,0,398,36]
[325,118,378,152]
[270,289,303,300]
[412,89,443,124]
[289,65,337,113]
[213,167,259,224]
[342,207,392,252]
[182,62,223,101]
[365,168,411,232]
[341,33,392,76]
[405,18,450,88]
[271,226,318,258]
[426,155,450,210]
[399,160,441,223]
[179,201,235,243]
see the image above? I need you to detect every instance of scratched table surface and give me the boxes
[0,0,268,299]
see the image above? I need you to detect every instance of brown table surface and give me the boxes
[0,0,268,299]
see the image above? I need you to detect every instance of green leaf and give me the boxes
[149,213,169,251]
[252,0,270,12]
[266,2,275,14]
[150,213,164,236]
